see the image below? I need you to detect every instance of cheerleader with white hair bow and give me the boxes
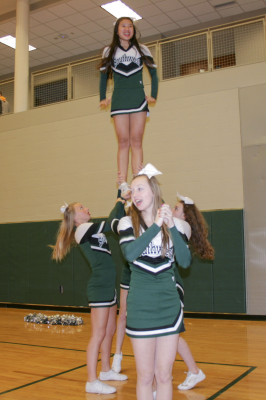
[173,192,214,261]
[116,163,191,400]
[171,191,214,392]
[51,195,128,395]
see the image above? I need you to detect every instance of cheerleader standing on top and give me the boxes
[51,196,128,395]
[99,17,158,195]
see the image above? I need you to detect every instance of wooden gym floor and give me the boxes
[0,308,265,399]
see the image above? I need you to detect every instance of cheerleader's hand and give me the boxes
[160,204,175,228]
[116,198,125,204]
[155,208,164,227]
[146,96,156,104]
[122,190,131,201]
[100,98,111,109]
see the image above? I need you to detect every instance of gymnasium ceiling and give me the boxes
[0,0,266,78]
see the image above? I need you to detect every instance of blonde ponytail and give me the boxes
[51,203,77,262]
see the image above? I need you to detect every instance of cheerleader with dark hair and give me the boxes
[99,17,158,194]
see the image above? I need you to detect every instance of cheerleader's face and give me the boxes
[117,19,134,42]
[73,203,91,225]
[172,202,185,220]
[131,176,154,212]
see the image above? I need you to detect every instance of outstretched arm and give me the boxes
[106,196,126,233]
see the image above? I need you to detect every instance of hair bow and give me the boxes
[60,202,68,214]
[137,163,162,179]
[176,192,194,205]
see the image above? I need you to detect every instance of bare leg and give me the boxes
[115,289,128,354]
[86,307,110,381]
[129,112,147,175]
[177,335,206,390]
[100,305,117,372]
[177,336,198,374]
[131,337,156,400]
[155,334,179,400]
[113,114,130,183]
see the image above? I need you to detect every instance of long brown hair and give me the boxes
[99,17,155,77]
[51,202,77,262]
[129,175,170,257]
[182,202,215,260]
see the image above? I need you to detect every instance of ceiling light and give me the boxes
[101,1,142,20]
[0,35,36,51]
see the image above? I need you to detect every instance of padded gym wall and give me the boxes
[0,210,245,313]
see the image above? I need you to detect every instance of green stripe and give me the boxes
[207,366,256,399]
[0,340,85,352]
[180,359,256,368]
[0,364,86,395]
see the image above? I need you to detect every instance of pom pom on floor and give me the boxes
[24,312,83,325]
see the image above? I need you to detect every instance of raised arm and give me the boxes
[105,196,125,233]
[169,225,191,268]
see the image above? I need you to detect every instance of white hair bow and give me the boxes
[60,202,68,214]
[176,192,194,205]
[137,163,162,179]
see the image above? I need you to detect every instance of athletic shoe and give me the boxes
[99,369,128,381]
[85,379,116,394]
[178,369,206,390]
[119,182,131,198]
[112,352,123,373]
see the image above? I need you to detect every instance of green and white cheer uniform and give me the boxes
[173,219,191,308]
[117,217,191,338]
[75,201,124,308]
[100,44,158,117]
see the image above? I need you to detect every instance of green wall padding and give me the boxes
[212,210,246,313]
[180,213,214,312]
[0,210,246,313]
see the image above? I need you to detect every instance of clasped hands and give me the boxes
[155,204,174,228]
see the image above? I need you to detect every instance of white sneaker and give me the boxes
[112,352,123,373]
[99,369,128,381]
[85,379,116,394]
[119,182,131,198]
[178,369,206,390]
